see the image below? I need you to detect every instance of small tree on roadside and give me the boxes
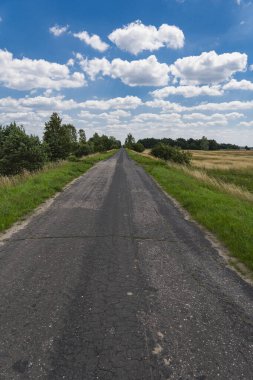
[62,124,78,153]
[124,133,135,148]
[0,123,47,175]
[43,113,77,160]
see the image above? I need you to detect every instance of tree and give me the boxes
[176,138,187,149]
[78,129,86,144]
[124,133,135,148]
[0,123,46,175]
[208,139,219,151]
[62,124,78,153]
[200,136,209,151]
[137,138,159,149]
[43,113,77,160]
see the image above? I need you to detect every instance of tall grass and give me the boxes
[0,161,66,188]
[169,162,253,202]
[191,150,253,170]
[142,150,253,197]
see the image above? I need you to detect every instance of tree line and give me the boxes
[137,136,240,151]
[0,112,121,176]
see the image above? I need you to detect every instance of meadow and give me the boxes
[129,149,253,276]
[191,150,253,194]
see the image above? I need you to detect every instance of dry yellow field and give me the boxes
[141,148,253,199]
[190,150,253,170]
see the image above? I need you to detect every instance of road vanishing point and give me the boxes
[0,149,252,379]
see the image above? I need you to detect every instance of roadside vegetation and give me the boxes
[124,133,145,153]
[128,150,253,274]
[191,150,253,194]
[0,112,120,231]
[0,112,121,176]
[151,143,192,165]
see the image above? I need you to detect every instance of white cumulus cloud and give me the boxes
[73,31,109,52]
[145,99,253,113]
[223,79,253,91]
[78,54,170,87]
[49,24,69,36]
[182,112,243,122]
[150,85,223,98]
[108,20,184,55]
[79,96,142,110]
[0,49,86,90]
[170,51,247,85]
[0,95,142,113]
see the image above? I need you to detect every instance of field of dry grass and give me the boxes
[141,149,253,200]
[190,150,253,195]
[191,150,253,170]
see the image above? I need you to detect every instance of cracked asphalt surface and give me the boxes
[0,148,252,379]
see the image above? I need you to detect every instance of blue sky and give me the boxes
[0,0,253,144]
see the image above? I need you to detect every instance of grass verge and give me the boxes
[0,150,117,232]
[128,150,253,274]
[205,168,253,194]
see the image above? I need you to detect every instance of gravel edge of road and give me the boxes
[130,155,253,287]
[0,162,100,244]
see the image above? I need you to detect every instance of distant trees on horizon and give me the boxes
[137,136,241,151]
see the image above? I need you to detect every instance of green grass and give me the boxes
[128,150,253,273]
[206,168,253,194]
[0,151,117,232]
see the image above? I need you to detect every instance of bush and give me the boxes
[74,143,94,158]
[132,142,145,153]
[151,143,191,165]
[0,123,47,175]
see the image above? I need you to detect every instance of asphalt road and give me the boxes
[0,149,252,380]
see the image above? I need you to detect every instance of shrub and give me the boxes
[75,143,94,158]
[0,123,47,175]
[132,142,145,153]
[151,143,192,165]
